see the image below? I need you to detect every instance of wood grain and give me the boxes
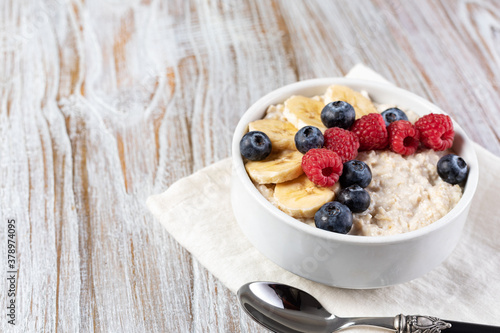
[0,0,499,332]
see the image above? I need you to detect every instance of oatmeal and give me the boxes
[343,149,462,235]
[241,85,465,236]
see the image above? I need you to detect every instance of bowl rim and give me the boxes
[231,77,479,245]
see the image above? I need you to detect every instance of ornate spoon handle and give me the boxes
[395,314,500,333]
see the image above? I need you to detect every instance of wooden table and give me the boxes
[2,0,499,331]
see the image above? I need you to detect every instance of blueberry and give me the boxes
[337,185,370,213]
[240,131,272,161]
[381,108,408,127]
[314,201,353,234]
[339,160,372,188]
[437,154,468,185]
[321,101,355,129]
[294,126,324,154]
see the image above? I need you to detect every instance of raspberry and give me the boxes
[323,127,360,163]
[301,149,343,187]
[350,113,388,151]
[415,113,454,151]
[387,120,420,155]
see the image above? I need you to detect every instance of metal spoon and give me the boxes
[237,281,500,333]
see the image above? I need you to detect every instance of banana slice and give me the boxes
[283,96,327,132]
[245,150,303,184]
[323,85,377,119]
[274,174,335,218]
[248,119,297,150]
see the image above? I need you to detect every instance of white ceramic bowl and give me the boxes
[231,78,478,289]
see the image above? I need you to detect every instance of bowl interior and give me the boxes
[232,78,479,245]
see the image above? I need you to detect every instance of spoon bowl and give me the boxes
[238,281,394,333]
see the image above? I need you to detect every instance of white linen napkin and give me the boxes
[147,64,500,329]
